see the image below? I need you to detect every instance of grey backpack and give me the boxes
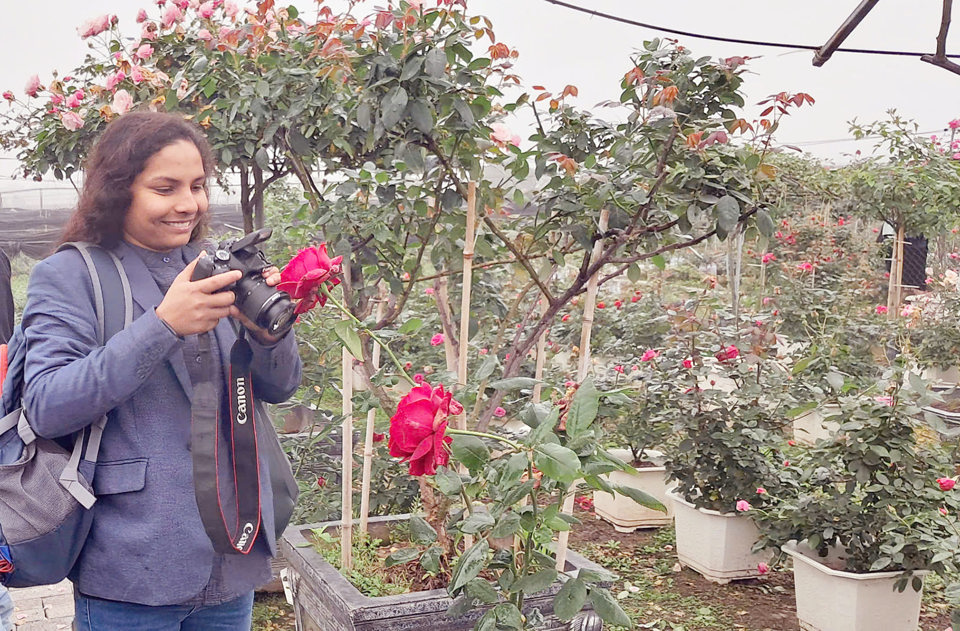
[0,243,131,587]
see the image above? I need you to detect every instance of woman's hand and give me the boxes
[156,255,242,336]
[229,265,284,345]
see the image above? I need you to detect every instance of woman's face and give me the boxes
[123,139,208,252]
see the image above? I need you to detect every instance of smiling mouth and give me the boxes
[163,219,195,229]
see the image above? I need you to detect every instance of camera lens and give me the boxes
[235,275,296,338]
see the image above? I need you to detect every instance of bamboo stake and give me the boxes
[341,276,355,570]
[359,296,386,534]
[895,225,906,308]
[886,224,904,318]
[557,208,609,572]
[457,182,477,549]
[456,181,477,428]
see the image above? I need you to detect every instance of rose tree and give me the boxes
[280,247,662,630]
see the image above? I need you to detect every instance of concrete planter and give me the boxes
[280,515,606,631]
[792,404,842,445]
[592,448,673,532]
[921,365,960,388]
[667,490,772,584]
[782,541,926,631]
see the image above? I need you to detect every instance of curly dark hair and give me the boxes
[59,111,215,248]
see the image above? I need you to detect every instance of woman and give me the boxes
[19,112,302,629]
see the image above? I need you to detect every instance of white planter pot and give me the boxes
[922,365,960,388]
[792,404,842,445]
[667,490,771,584]
[592,448,674,532]
[782,541,925,631]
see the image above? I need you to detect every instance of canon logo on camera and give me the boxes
[235,378,248,424]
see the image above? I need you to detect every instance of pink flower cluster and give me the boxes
[78,14,115,39]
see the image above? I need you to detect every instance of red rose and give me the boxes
[938,477,956,491]
[372,432,385,443]
[389,382,463,476]
[715,345,740,362]
[277,243,343,314]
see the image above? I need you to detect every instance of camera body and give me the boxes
[191,228,296,338]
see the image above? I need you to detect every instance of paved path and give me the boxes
[8,581,73,630]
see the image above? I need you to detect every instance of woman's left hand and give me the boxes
[229,266,284,345]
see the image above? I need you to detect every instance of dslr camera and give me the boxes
[191,227,296,338]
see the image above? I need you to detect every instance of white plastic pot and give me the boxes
[667,490,772,584]
[782,541,925,631]
[792,404,842,445]
[592,448,674,532]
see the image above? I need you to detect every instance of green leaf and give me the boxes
[254,147,270,171]
[435,466,463,495]
[408,99,434,134]
[221,147,233,167]
[286,5,299,19]
[588,586,632,627]
[715,195,741,236]
[256,79,270,98]
[527,408,559,446]
[381,86,409,130]
[514,568,558,595]
[453,98,475,127]
[650,254,666,270]
[577,567,618,583]
[333,321,364,360]
[488,377,539,391]
[490,511,521,538]
[475,356,498,381]
[288,127,312,156]
[420,546,442,574]
[754,208,775,237]
[451,435,490,472]
[385,547,420,567]
[614,484,667,513]
[461,510,495,534]
[627,263,642,282]
[565,376,599,437]
[826,371,845,391]
[450,538,489,593]
[409,514,438,544]
[786,401,818,419]
[465,577,499,604]
[553,578,587,621]
[492,603,523,629]
[424,47,447,78]
[398,318,423,335]
[400,55,425,81]
[534,443,580,483]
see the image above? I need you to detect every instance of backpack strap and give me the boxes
[50,243,132,508]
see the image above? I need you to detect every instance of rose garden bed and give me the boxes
[253,506,956,631]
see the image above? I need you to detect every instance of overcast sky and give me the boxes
[2,0,959,194]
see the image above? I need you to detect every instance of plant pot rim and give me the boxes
[280,514,608,609]
[607,447,667,470]
[781,540,929,581]
[666,489,743,518]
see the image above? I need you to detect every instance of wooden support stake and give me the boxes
[886,224,905,318]
[457,182,477,549]
[557,208,610,572]
[359,296,386,534]
[341,273,354,570]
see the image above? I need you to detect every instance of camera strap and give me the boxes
[192,331,262,555]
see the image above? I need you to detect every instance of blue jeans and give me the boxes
[0,586,12,631]
[73,591,254,631]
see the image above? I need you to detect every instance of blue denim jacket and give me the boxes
[20,242,302,606]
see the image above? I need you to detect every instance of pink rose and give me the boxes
[797,261,814,272]
[875,305,888,315]
[430,333,444,346]
[1,91,13,102]
[65,93,82,109]
[479,348,488,355]
[682,358,693,369]
[131,66,144,84]
[24,75,41,98]
[197,28,213,41]
[112,89,133,115]
[161,5,182,28]
[490,122,521,148]
[938,478,956,491]
[105,71,126,91]
[735,500,751,512]
[78,14,112,38]
[760,252,775,264]
[49,94,63,105]
[756,487,767,495]
[640,349,659,362]
[951,119,960,130]
[424,287,434,295]
[224,0,239,17]
[757,562,770,575]
[136,44,154,60]
[494,407,506,418]
[715,345,739,362]
[60,111,85,131]
[198,1,215,17]
[137,8,149,22]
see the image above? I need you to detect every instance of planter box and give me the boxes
[280,515,606,631]
[667,490,771,584]
[592,448,673,532]
[792,404,842,445]
[782,541,925,631]
[921,365,960,388]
